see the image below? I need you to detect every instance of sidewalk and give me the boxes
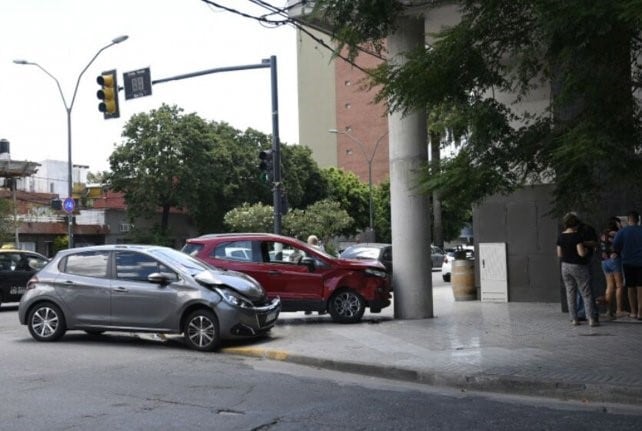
[222,285,642,406]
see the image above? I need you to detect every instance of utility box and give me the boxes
[479,242,508,302]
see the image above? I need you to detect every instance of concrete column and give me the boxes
[388,15,432,319]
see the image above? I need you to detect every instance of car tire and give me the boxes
[328,290,366,324]
[183,309,220,352]
[27,302,66,342]
[443,274,451,282]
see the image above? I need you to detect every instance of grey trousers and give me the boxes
[561,262,595,321]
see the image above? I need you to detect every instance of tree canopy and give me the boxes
[314,0,642,215]
[107,104,370,240]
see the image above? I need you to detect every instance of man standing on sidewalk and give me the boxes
[612,210,642,320]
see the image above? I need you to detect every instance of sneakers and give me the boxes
[571,320,580,326]
[589,319,600,327]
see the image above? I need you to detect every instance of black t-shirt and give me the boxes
[578,223,597,259]
[557,231,588,265]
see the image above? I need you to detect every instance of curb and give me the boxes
[221,346,642,407]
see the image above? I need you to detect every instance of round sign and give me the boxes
[63,197,75,213]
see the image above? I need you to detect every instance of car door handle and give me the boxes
[114,286,129,293]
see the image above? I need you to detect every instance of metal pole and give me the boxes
[66,110,73,247]
[270,56,282,235]
[150,57,281,233]
[367,160,373,231]
[329,129,388,237]
[14,35,128,249]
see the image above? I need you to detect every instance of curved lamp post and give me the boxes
[329,128,388,235]
[14,35,128,248]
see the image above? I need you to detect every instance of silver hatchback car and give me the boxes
[18,244,280,351]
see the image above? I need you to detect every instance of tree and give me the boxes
[86,171,109,184]
[0,198,14,245]
[314,0,642,216]
[372,178,391,243]
[108,104,215,237]
[321,167,369,232]
[283,199,354,245]
[224,202,274,233]
[280,144,328,209]
[223,199,353,254]
[198,124,272,232]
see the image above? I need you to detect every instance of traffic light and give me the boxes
[96,69,120,119]
[259,149,273,183]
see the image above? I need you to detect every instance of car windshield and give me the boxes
[149,248,212,275]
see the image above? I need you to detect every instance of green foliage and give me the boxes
[0,199,15,244]
[373,179,391,243]
[321,167,369,232]
[283,199,354,242]
[223,200,354,246]
[52,236,68,255]
[106,104,385,237]
[316,0,642,216]
[224,202,274,233]
[108,104,215,234]
[280,145,328,209]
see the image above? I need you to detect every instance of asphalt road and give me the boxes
[2,278,642,430]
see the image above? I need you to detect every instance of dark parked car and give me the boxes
[0,249,48,308]
[339,243,393,274]
[182,233,392,323]
[18,244,280,351]
[339,243,445,275]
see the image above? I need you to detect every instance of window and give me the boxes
[266,242,306,264]
[212,241,253,261]
[115,251,170,281]
[63,251,109,278]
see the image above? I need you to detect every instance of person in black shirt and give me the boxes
[576,218,599,322]
[557,213,598,326]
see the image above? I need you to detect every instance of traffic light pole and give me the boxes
[151,56,282,234]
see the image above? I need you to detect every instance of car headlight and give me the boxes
[364,268,387,278]
[215,288,253,308]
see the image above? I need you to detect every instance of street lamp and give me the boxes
[329,128,388,237]
[14,35,128,248]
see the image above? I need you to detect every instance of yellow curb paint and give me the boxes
[222,347,289,361]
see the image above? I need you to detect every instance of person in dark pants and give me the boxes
[557,213,598,326]
[612,211,642,320]
[575,217,599,322]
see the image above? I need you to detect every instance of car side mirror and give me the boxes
[148,272,178,285]
[300,257,316,272]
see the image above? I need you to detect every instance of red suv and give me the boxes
[181,233,391,323]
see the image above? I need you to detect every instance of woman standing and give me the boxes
[557,213,598,326]
[599,217,625,319]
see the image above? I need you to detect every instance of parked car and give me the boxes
[441,247,475,282]
[340,243,445,274]
[18,244,281,351]
[339,243,392,274]
[0,249,48,308]
[182,233,392,323]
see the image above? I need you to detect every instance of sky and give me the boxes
[0,0,299,173]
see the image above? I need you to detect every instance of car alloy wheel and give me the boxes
[28,302,66,342]
[328,290,366,324]
[184,309,220,352]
